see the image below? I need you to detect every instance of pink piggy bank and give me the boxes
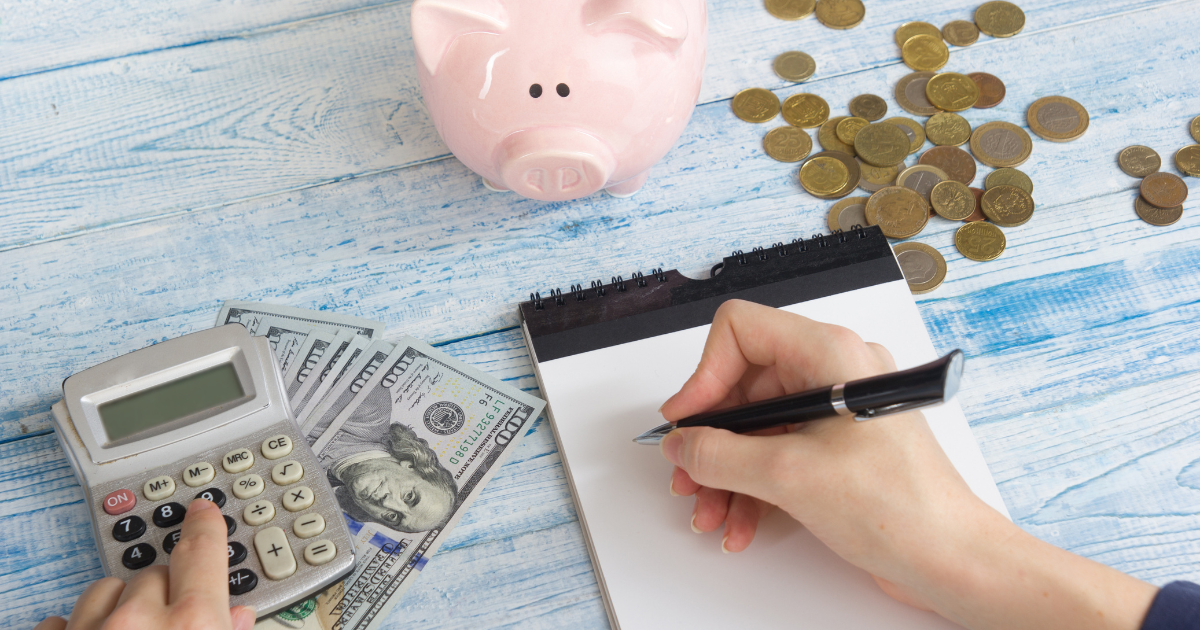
[411,0,707,201]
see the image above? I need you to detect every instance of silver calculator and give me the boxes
[51,324,355,618]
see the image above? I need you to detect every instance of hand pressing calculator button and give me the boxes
[224,515,237,536]
[255,526,297,580]
[112,515,146,543]
[195,487,226,508]
[271,460,303,485]
[262,435,293,460]
[244,500,276,526]
[152,502,186,528]
[163,529,182,554]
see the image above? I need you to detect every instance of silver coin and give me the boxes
[905,78,936,113]
[837,200,869,230]
[1036,102,1080,134]
[898,249,938,284]
[897,166,947,202]
[978,127,1024,162]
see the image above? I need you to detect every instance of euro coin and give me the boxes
[893,242,947,293]
[974,1,1025,38]
[774,51,817,82]
[930,180,976,220]
[763,126,813,162]
[819,117,857,155]
[1135,196,1183,226]
[896,164,949,203]
[919,146,976,185]
[895,22,941,47]
[733,88,780,123]
[858,159,902,192]
[925,112,971,146]
[981,184,1035,227]
[765,0,816,20]
[865,186,930,238]
[883,117,926,153]
[969,121,1032,167]
[1027,96,1089,142]
[849,94,888,121]
[1117,145,1161,178]
[800,156,849,197]
[965,187,986,221]
[854,122,911,167]
[1140,172,1189,208]
[782,93,831,128]
[828,197,871,231]
[901,35,949,72]
[815,0,865,29]
[837,117,870,145]
[985,168,1033,195]
[895,72,939,117]
[967,72,1006,109]
[955,222,1006,261]
[941,20,980,46]
[1192,115,1200,143]
[926,73,980,111]
[1176,145,1200,177]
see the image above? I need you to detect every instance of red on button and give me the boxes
[103,489,136,515]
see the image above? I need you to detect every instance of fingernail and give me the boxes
[660,430,683,467]
[233,606,256,630]
[721,535,731,554]
[657,401,666,413]
[690,513,702,534]
[188,498,217,512]
[669,476,680,497]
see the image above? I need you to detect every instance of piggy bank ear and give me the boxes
[411,0,509,75]
[583,0,689,54]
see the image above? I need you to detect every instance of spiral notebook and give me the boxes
[517,226,1008,630]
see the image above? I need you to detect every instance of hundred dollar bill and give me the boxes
[293,334,370,424]
[300,340,393,443]
[216,300,385,340]
[308,336,545,630]
[254,596,326,630]
[283,330,338,400]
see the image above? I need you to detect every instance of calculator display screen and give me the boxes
[98,363,246,442]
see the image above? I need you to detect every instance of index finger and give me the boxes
[168,498,231,611]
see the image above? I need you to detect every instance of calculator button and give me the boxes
[152,502,186,528]
[254,526,297,580]
[194,487,226,508]
[222,448,255,473]
[262,435,293,460]
[244,500,276,526]
[271,460,303,486]
[303,540,337,567]
[163,530,182,554]
[112,515,146,543]
[224,515,237,536]
[122,543,157,570]
[228,568,258,595]
[293,513,326,539]
[228,541,248,567]
[282,486,315,512]
[181,462,215,488]
[103,489,136,516]
[232,474,265,500]
[143,475,176,501]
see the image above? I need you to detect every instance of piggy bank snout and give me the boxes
[496,129,615,202]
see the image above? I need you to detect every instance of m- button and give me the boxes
[262,435,293,460]
[181,462,215,488]
[103,489,136,515]
[222,448,254,474]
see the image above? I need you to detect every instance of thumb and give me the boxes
[660,427,792,504]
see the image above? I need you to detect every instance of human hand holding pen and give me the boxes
[658,300,1158,630]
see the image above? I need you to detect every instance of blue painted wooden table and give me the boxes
[2,0,1199,627]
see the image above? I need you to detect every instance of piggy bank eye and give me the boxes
[556,83,570,97]
[529,84,543,98]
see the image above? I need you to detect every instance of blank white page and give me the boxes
[533,279,1009,630]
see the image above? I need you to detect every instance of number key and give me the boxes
[122,543,157,570]
[232,474,264,500]
[153,502,186,528]
[228,541,248,567]
[194,487,226,508]
[163,529,182,554]
[112,515,146,543]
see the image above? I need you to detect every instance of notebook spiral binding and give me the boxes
[528,225,873,310]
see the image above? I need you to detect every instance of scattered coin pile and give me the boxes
[1117,117,1199,226]
[765,0,866,29]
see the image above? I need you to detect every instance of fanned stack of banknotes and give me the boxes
[215,301,546,630]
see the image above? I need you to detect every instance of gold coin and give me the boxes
[774,51,817,82]
[930,180,975,220]
[732,88,780,123]
[865,186,930,238]
[1117,145,1161,178]
[836,117,870,145]
[955,222,1006,261]
[981,184,1035,227]
[858,159,902,193]
[975,1,1025,38]
[893,242,947,294]
[820,150,862,198]
[1027,96,1089,142]
[1140,172,1189,208]
[894,72,939,117]
[765,0,816,20]
[828,197,871,232]
[819,117,857,155]
[763,126,814,162]
[1192,115,1200,143]
[782,93,831,128]
[969,121,1032,168]
[925,73,980,112]
[815,0,865,29]
[849,94,888,122]
[925,112,971,146]
[854,122,911,167]
[985,168,1033,195]
[901,34,949,72]
[894,22,941,47]
[941,20,980,46]
[1175,145,1200,177]
[896,164,949,203]
[800,155,850,197]
[1134,196,1183,226]
[883,117,926,153]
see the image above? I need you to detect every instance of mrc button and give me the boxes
[103,489,136,515]
[222,448,255,474]
[262,435,293,460]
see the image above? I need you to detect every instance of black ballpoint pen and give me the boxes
[633,350,965,445]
